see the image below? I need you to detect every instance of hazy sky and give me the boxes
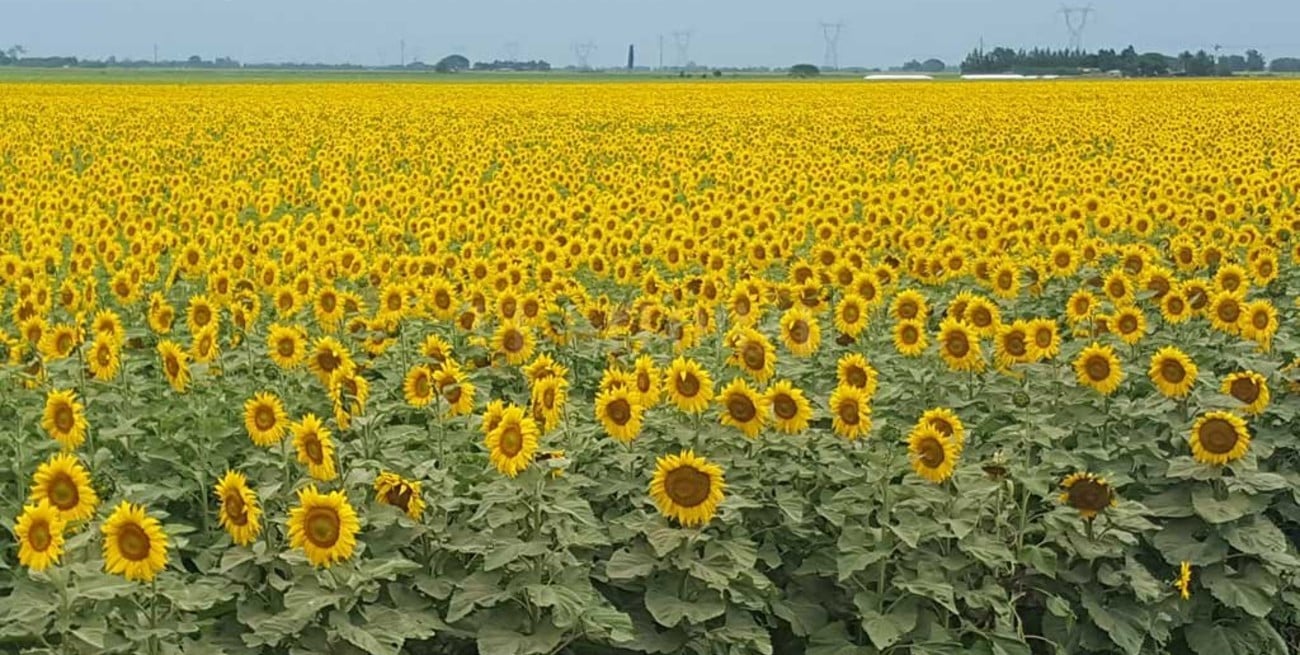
[3,0,1297,68]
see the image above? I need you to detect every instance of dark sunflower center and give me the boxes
[276,338,296,358]
[501,299,517,317]
[117,523,152,561]
[929,417,954,436]
[1251,311,1269,330]
[1229,377,1259,403]
[664,466,711,508]
[997,271,1014,289]
[304,508,341,548]
[676,373,700,397]
[1167,297,1185,314]
[320,293,336,312]
[385,484,413,511]
[434,290,451,309]
[317,350,340,373]
[254,405,277,431]
[1004,331,1027,357]
[1067,479,1111,512]
[773,394,798,420]
[789,320,810,344]
[1118,315,1139,333]
[194,306,211,327]
[498,425,523,457]
[1054,252,1070,268]
[303,435,324,463]
[1188,288,1209,309]
[1148,278,1170,297]
[444,385,463,404]
[503,330,524,352]
[1073,298,1091,314]
[845,365,868,388]
[946,332,970,358]
[636,371,652,393]
[842,303,860,323]
[741,342,766,370]
[165,355,181,377]
[1217,300,1240,323]
[970,307,992,327]
[607,398,632,425]
[413,374,431,398]
[57,333,73,353]
[96,346,112,366]
[1198,418,1239,454]
[917,436,945,468]
[1221,275,1240,292]
[53,404,76,433]
[726,393,757,422]
[901,325,919,344]
[387,294,402,311]
[735,296,751,315]
[837,399,860,425]
[224,491,249,526]
[1160,360,1186,383]
[898,301,918,320]
[1085,355,1111,382]
[29,520,52,551]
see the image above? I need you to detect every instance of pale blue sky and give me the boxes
[2,0,1296,68]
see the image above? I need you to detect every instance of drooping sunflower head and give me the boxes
[14,500,66,572]
[717,377,767,439]
[1190,411,1251,466]
[908,424,958,484]
[1074,342,1123,395]
[836,353,879,397]
[765,380,811,435]
[101,501,169,582]
[1147,347,1198,399]
[287,485,360,568]
[1059,472,1117,519]
[30,453,99,523]
[1221,371,1270,415]
[214,470,262,546]
[649,450,726,527]
[373,471,426,521]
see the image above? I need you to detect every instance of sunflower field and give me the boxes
[1,80,1299,655]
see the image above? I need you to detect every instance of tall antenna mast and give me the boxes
[504,41,520,62]
[672,30,693,69]
[572,41,597,70]
[1060,5,1094,52]
[820,21,845,70]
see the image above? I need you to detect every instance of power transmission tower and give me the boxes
[672,30,692,69]
[572,41,597,70]
[1060,5,1094,52]
[400,39,405,67]
[504,41,520,62]
[820,22,844,70]
[658,34,664,70]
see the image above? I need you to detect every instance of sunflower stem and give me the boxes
[1014,485,1031,553]
[76,344,95,456]
[148,577,160,655]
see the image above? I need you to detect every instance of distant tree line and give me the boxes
[471,59,552,72]
[960,45,1280,77]
[901,58,947,73]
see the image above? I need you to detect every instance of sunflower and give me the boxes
[1111,307,1147,346]
[289,414,336,481]
[1024,318,1059,361]
[191,326,221,364]
[963,296,1001,337]
[434,361,476,416]
[1241,300,1278,349]
[13,501,66,572]
[596,387,644,443]
[717,377,767,438]
[1065,289,1099,324]
[1213,263,1248,294]
[374,471,426,520]
[1059,472,1117,519]
[1147,347,1198,399]
[829,384,872,441]
[918,407,965,454]
[214,470,261,546]
[92,309,125,343]
[147,295,176,334]
[287,486,360,567]
[529,375,568,433]
[890,289,928,322]
[39,324,80,361]
[41,389,88,451]
[101,501,169,582]
[403,364,436,408]
[1221,371,1270,415]
[485,405,539,478]
[420,333,453,364]
[990,260,1021,299]
[834,293,869,338]
[155,339,190,391]
[1074,342,1123,395]
[937,319,984,372]
[665,357,714,414]
[186,295,217,335]
[599,367,636,395]
[726,327,776,383]
[307,336,351,385]
[1189,411,1250,465]
[1102,269,1133,306]
[757,380,809,434]
[1208,291,1244,335]
[1159,287,1191,324]
[244,391,288,446]
[426,278,459,320]
[313,286,345,330]
[29,453,99,523]
[908,425,958,483]
[779,307,821,357]
[994,320,1033,369]
[892,319,928,357]
[836,353,879,397]
[649,450,725,527]
[523,352,569,383]
[86,336,122,381]
[329,366,370,430]
[492,320,536,366]
[1175,561,1192,600]
[266,323,307,369]
[631,355,662,406]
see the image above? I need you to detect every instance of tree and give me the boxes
[789,63,820,78]
[1269,57,1300,72]
[435,54,470,73]
[1245,49,1266,72]
[920,58,946,73]
[901,59,923,72]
